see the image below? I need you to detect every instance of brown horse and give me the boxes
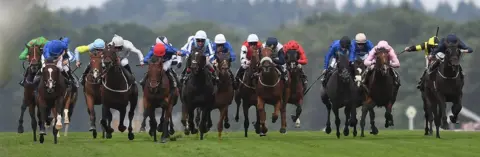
[61,69,78,137]
[212,51,234,139]
[36,59,67,144]
[284,50,304,128]
[234,47,261,137]
[83,51,105,138]
[360,49,396,137]
[17,45,42,142]
[142,56,177,143]
[100,45,138,140]
[256,47,289,136]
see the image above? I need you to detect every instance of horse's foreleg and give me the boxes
[140,96,148,132]
[242,102,250,137]
[223,105,230,129]
[384,103,394,128]
[323,98,332,134]
[271,100,281,123]
[188,107,197,134]
[100,105,113,139]
[181,102,189,135]
[158,108,166,133]
[217,106,228,139]
[333,106,341,139]
[343,106,350,137]
[161,102,173,143]
[127,92,138,140]
[18,100,28,133]
[449,97,462,124]
[147,103,157,142]
[279,102,287,134]
[359,104,369,137]
[54,99,64,131]
[63,94,71,124]
[257,96,267,136]
[86,95,96,131]
[28,102,37,141]
[368,108,378,135]
[234,92,241,122]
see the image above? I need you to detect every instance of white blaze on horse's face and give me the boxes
[355,68,362,87]
[192,52,199,64]
[93,68,99,78]
[47,68,54,88]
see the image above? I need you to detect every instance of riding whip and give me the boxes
[303,73,324,95]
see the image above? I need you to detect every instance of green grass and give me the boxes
[0,130,479,157]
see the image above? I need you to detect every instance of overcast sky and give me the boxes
[46,0,479,11]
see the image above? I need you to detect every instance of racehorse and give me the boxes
[36,58,67,144]
[321,51,356,138]
[351,59,378,136]
[100,44,138,140]
[284,49,304,128]
[61,67,78,137]
[17,45,42,142]
[361,48,397,137]
[234,47,261,137]
[256,47,289,136]
[180,47,215,140]
[426,41,464,138]
[83,51,105,138]
[212,51,234,139]
[419,71,434,136]
[142,56,177,143]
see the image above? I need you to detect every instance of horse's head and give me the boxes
[41,60,60,93]
[335,51,351,82]
[102,45,120,70]
[353,59,366,87]
[189,47,206,75]
[27,45,43,74]
[374,48,390,76]
[215,51,231,76]
[146,56,164,92]
[285,49,300,73]
[89,50,103,81]
[260,47,276,73]
[444,41,461,67]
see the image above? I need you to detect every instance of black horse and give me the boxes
[180,47,216,140]
[425,41,464,138]
[321,51,357,138]
[351,58,378,136]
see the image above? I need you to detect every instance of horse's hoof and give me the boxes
[234,117,239,122]
[224,123,231,129]
[184,130,190,135]
[370,127,379,135]
[139,127,146,132]
[360,133,365,137]
[272,116,278,123]
[353,130,357,137]
[336,132,341,139]
[39,129,46,135]
[259,133,266,137]
[343,129,349,136]
[449,116,458,124]
[149,130,155,137]
[384,123,389,128]
[92,130,97,139]
[89,127,96,132]
[325,127,332,134]
[39,135,45,144]
[118,126,127,132]
[191,129,198,134]
[290,115,297,122]
[279,128,287,134]
[106,133,112,139]
[169,129,175,135]
[17,125,24,133]
[160,138,167,143]
[128,132,135,140]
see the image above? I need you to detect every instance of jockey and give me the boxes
[235,33,262,88]
[40,40,72,85]
[179,30,218,85]
[140,36,183,88]
[211,33,236,88]
[108,34,144,83]
[403,36,439,89]
[262,37,288,82]
[430,34,473,78]
[363,40,401,86]
[352,33,374,60]
[283,40,308,92]
[77,38,106,85]
[18,36,49,86]
[58,37,80,87]
[321,36,355,87]
[157,36,183,67]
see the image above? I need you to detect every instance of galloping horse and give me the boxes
[351,59,378,136]
[426,41,464,138]
[360,49,397,137]
[284,50,304,128]
[212,51,234,139]
[420,71,434,136]
[37,58,67,144]
[100,45,138,140]
[83,50,105,138]
[234,47,261,137]
[256,47,289,136]
[17,45,42,142]
[142,56,177,143]
[321,52,356,138]
[180,47,215,140]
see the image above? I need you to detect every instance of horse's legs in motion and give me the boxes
[28,102,37,141]
[332,106,341,139]
[224,108,230,129]
[127,95,138,140]
[100,105,113,139]
[217,106,228,139]
[279,103,287,134]
[160,103,173,143]
[117,107,127,133]
[242,102,250,137]
[432,99,442,138]
[18,101,28,133]
[384,103,394,128]
[140,101,148,133]
[449,98,462,124]
[322,94,332,134]
[234,92,241,122]
[291,103,303,128]
[368,108,378,135]
[195,108,201,127]
[359,104,371,137]
[257,97,268,136]
[147,104,157,142]
[181,102,189,135]
[158,109,166,133]
[199,108,209,140]
[188,107,198,134]
[343,106,350,136]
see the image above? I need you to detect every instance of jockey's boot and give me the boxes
[208,65,219,85]
[170,69,181,88]
[139,72,148,87]
[180,67,189,84]
[19,71,26,86]
[392,69,401,86]
[167,69,177,89]
[278,65,288,83]
[67,70,78,87]
[417,70,426,90]
[234,67,246,89]
[300,69,308,93]
[321,69,330,87]
[61,71,72,86]
[228,69,236,89]
[122,65,135,84]
[80,64,91,85]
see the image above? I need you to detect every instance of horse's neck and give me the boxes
[440,63,458,77]
[260,70,278,84]
[106,67,127,86]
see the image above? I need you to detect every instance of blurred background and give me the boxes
[1,0,479,132]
